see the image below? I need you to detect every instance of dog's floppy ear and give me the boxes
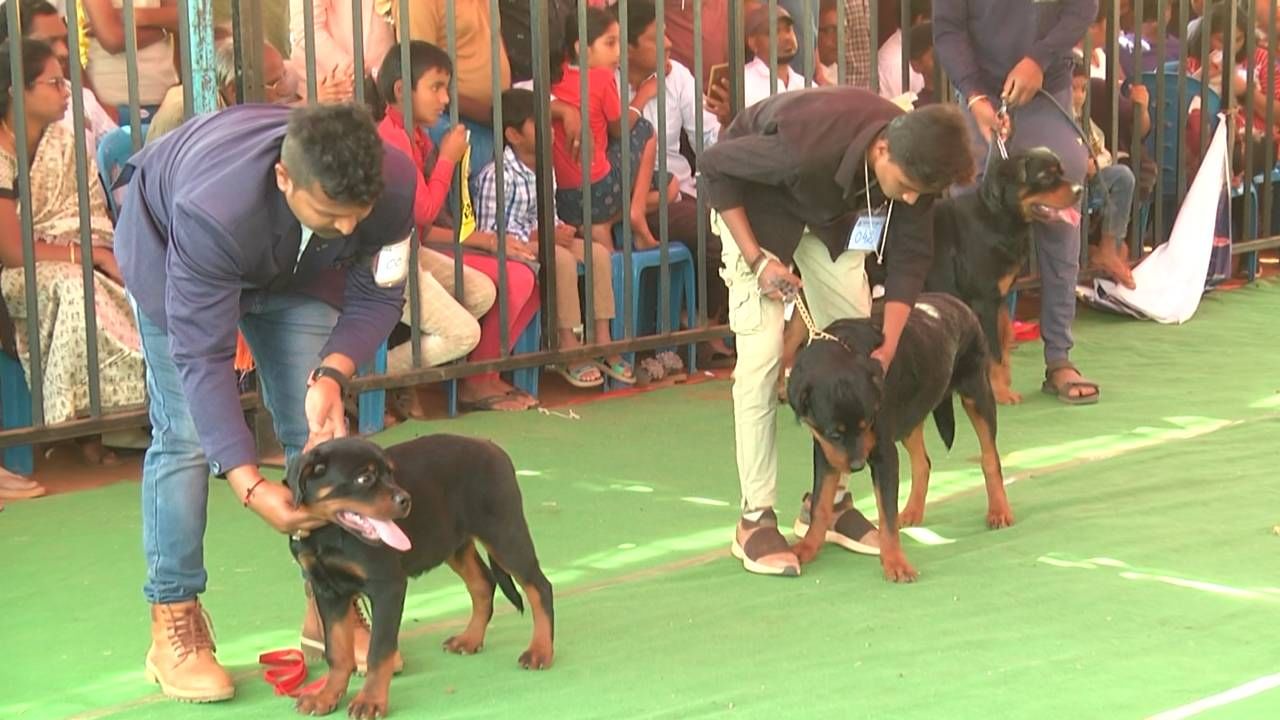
[285,446,328,508]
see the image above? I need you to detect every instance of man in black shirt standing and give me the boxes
[700,87,972,577]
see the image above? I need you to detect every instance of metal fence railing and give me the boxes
[0,0,1275,455]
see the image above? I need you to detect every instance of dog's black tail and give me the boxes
[932,394,957,451]
[487,555,526,614]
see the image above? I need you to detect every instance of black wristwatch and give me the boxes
[307,365,349,394]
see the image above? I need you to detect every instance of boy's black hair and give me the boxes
[500,88,537,146]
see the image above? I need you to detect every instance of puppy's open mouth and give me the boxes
[1031,203,1081,226]
[335,510,413,551]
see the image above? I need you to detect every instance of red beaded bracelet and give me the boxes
[243,477,268,507]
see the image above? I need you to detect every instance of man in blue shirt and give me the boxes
[935,0,1102,405]
[115,102,416,702]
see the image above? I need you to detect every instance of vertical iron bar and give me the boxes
[728,0,745,110]
[446,0,465,334]
[244,0,265,103]
[768,0,778,95]
[1081,25,1093,251]
[802,0,814,87]
[398,0,422,368]
[122,0,141,145]
[900,0,910,98]
[184,3,218,115]
[351,0,366,103]
[1107,1,1120,157]
[531,0,559,347]
[302,0,318,103]
[234,0,265,103]
[577,0,595,344]
[868,0,878,94]
[1241,0,1257,251]
[231,0,245,101]
[1264,0,1277,237]
[490,0,508,356]
[656,0,670,333]
[1128,0,1147,256]
[65,0,102,416]
[694,0,708,330]
[5,2,45,425]
[1176,0,1189,207]
[618,0,633,342]
[835,0,847,85]
[1148,0,1168,252]
[1197,5,1211,156]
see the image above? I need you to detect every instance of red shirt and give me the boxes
[377,110,456,236]
[549,64,621,188]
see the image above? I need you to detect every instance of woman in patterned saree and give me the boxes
[0,38,145,477]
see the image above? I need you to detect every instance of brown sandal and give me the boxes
[1041,361,1101,406]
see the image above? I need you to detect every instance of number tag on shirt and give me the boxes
[372,236,412,287]
[848,213,887,253]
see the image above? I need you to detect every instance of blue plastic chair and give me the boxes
[96,124,148,219]
[606,240,698,385]
[356,342,389,435]
[0,352,34,475]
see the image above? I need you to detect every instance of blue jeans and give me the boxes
[133,292,338,604]
[1090,163,1137,245]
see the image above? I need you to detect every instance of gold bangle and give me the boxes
[967,94,988,109]
[69,245,74,264]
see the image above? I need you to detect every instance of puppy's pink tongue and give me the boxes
[1055,206,1082,227]
[370,519,412,551]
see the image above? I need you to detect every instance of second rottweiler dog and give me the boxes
[787,293,1015,582]
[286,435,554,719]
[926,147,1082,404]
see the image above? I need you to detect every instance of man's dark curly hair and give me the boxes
[281,103,384,206]
[884,103,976,192]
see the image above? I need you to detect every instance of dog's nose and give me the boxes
[848,458,866,472]
[392,492,412,515]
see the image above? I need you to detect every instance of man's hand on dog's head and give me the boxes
[249,481,326,535]
[230,466,325,535]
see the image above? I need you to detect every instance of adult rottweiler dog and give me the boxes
[787,293,1015,582]
[286,435,554,719]
[925,147,1082,404]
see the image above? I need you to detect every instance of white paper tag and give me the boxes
[848,213,886,252]
[372,236,411,287]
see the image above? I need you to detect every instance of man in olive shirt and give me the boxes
[700,87,972,577]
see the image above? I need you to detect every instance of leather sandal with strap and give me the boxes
[1042,360,1101,406]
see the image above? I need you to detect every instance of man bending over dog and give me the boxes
[700,87,973,577]
[114,103,415,702]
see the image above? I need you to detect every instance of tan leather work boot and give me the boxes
[300,587,403,675]
[144,599,235,702]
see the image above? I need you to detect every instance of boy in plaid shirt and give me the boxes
[475,89,635,388]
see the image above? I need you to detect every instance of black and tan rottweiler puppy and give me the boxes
[787,293,1015,582]
[286,435,554,719]
[926,147,1082,404]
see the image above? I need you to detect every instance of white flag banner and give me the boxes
[1078,114,1230,324]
